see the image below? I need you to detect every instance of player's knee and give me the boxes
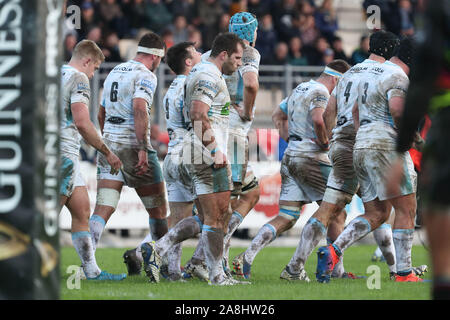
[278,204,301,223]
[96,188,120,210]
[141,193,167,210]
[322,188,353,209]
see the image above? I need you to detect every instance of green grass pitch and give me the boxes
[60,244,431,300]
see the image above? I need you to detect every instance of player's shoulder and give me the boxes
[243,45,260,59]
[191,61,222,81]
[62,65,89,84]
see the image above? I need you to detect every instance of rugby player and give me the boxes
[280,31,400,282]
[182,12,262,279]
[140,33,247,285]
[87,33,168,265]
[60,40,125,281]
[316,37,424,283]
[232,59,350,280]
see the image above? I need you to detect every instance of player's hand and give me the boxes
[385,156,404,197]
[135,150,149,175]
[212,150,228,169]
[106,152,122,175]
[412,132,424,152]
[311,138,330,151]
[233,104,251,122]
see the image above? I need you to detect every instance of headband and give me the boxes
[137,46,165,57]
[323,66,343,78]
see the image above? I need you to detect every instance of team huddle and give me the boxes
[60,11,427,285]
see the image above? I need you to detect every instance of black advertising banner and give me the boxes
[0,0,62,299]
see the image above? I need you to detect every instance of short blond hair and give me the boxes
[72,40,105,63]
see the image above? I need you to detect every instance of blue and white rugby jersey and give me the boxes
[163,74,188,153]
[60,64,91,156]
[354,60,409,151]
[280,79,330,154]
[184,59,230,153]
[332,59,381,141]
[101,60,157,146]
[202,45,260,135]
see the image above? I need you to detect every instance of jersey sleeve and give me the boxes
[279,97,288,114]
[240,46,260,75]
[386,71,409,100]
[189,72,220,106]
[309,89,329,111]
[70,72,90,107]
[133,72,157,106]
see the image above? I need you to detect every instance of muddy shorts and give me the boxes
[163,151,195,202]
[60,153,85,197]
[97,139,163,188]
[326,139,359,195]
[228,132,249,186]
[279,153,331,203]
[181,142,233,196]
[353,148,417,203]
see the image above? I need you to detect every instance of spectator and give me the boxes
[168,0,195,23]
[162,28,175,49]
[77,1,99,40]
[86,26,102,43]
[331,36,349,63]
[299,13,320,46]
[247,0,271,19]
[314,0,338,42]
[273,0,298,43]
[194,0,224,50]
[399,0,415,36]
[143,0,173,34]
[169,15,190,45]
[229,0,248,16]
[102,31,123,62]
[98,0,130,38]
[268,41,289,65]
[256,12,278,63]
[121,0,147,37]
[323,47,334,65]
[64,33,77,62]
[288,36,308,66]
[304,36,329,65]
[188,28,204,53]
[217,13,231,34]
[350,34,370,65]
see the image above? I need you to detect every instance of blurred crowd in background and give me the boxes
[64,0,419,67]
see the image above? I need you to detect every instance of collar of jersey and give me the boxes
[363,59,378,64]
[176,74,187,79]
[202,60,220,73]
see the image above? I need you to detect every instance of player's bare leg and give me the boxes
[389,193,421,281]
[223,183,260,273]
[233,200,302,279]
[166,201,194,280]
[196,191,231,284]
[89,179,123,251]
[65,186,125,280]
